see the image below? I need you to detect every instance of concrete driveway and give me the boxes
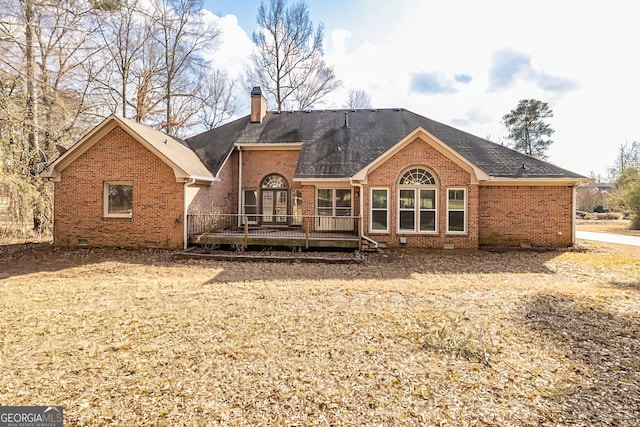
[576,231,640,247]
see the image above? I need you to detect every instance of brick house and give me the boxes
[42,87,588,250]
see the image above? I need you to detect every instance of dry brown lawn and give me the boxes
[0,241,639,426]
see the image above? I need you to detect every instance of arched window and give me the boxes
[261,174,288,189]
[399,168,436,185]
[398,168,437,232]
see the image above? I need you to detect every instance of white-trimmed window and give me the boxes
[317,188,352,217]
[243,189,258,224]
[316,188,352,230]
[398,168,437,232]
[370,188,389,232]
[104,182,132,218]
[447,188,466,233]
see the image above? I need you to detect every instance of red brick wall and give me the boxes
[478,185,574,247]
[188,151,236,215]
[363,137,478,249]
[53,126,184,248]
[240,150,301,190]
[239,149,302,215]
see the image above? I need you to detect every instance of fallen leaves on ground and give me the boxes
[0,241,638,426]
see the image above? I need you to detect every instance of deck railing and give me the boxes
[187,213,361,244]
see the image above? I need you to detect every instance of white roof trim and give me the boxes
[480,177,591,186]
[214,146,236,180]
[235,142,303,150]
[293,177,352,185]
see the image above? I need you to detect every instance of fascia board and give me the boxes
[480,177,592,186]
[293,177,352,186]
[234,142,303,150]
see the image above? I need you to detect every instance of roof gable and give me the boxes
[351,126,491,184]
[42,115,214,182]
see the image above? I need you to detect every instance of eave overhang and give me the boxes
[479,177,592,186]
[293,177,352,185]
[235,142,303,151]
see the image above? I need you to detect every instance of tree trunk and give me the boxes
[24,0,50,233]
[24,0,39,176]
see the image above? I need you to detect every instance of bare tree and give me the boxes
[152,0,220,135]
[608,140,640,181]
[344,88,371,109]
[292,58,339,110]
[197,68,238,130]
[1,0,101,161]
[24,0,39,173]
[93,0,151,119]
[92,0,234,134]
[131,39,165,123]
[247,0,340,111]
[0,0,101,231]
[0,0,41,174]
[34,1,101,153]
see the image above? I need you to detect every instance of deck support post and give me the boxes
[304,217,309,249]
[357,217,362,251]
[243,215,248,249]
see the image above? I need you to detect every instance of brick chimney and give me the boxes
[250,86,267,123]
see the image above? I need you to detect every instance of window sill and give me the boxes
[103,216,133,221]
[397,231,439,235]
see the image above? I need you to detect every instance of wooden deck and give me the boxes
[189,228,361,249]
[187,214,363,250]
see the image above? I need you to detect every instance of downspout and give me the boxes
[354,182,379,250]
[183,178,195,250]
[572,184,577,246]
[237,146,243,227]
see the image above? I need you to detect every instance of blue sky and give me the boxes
[201,0,640,178]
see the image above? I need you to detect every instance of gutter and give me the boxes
[237,146,243,227]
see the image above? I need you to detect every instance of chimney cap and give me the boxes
[251,86,262,96]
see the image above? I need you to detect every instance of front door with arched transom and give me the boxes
[261,174,288,224]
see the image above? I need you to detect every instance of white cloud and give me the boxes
[200,11,253,79]
[488,48,580,95]
[329,29,351,57]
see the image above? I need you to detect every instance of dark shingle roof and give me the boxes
[185,109,585,180]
